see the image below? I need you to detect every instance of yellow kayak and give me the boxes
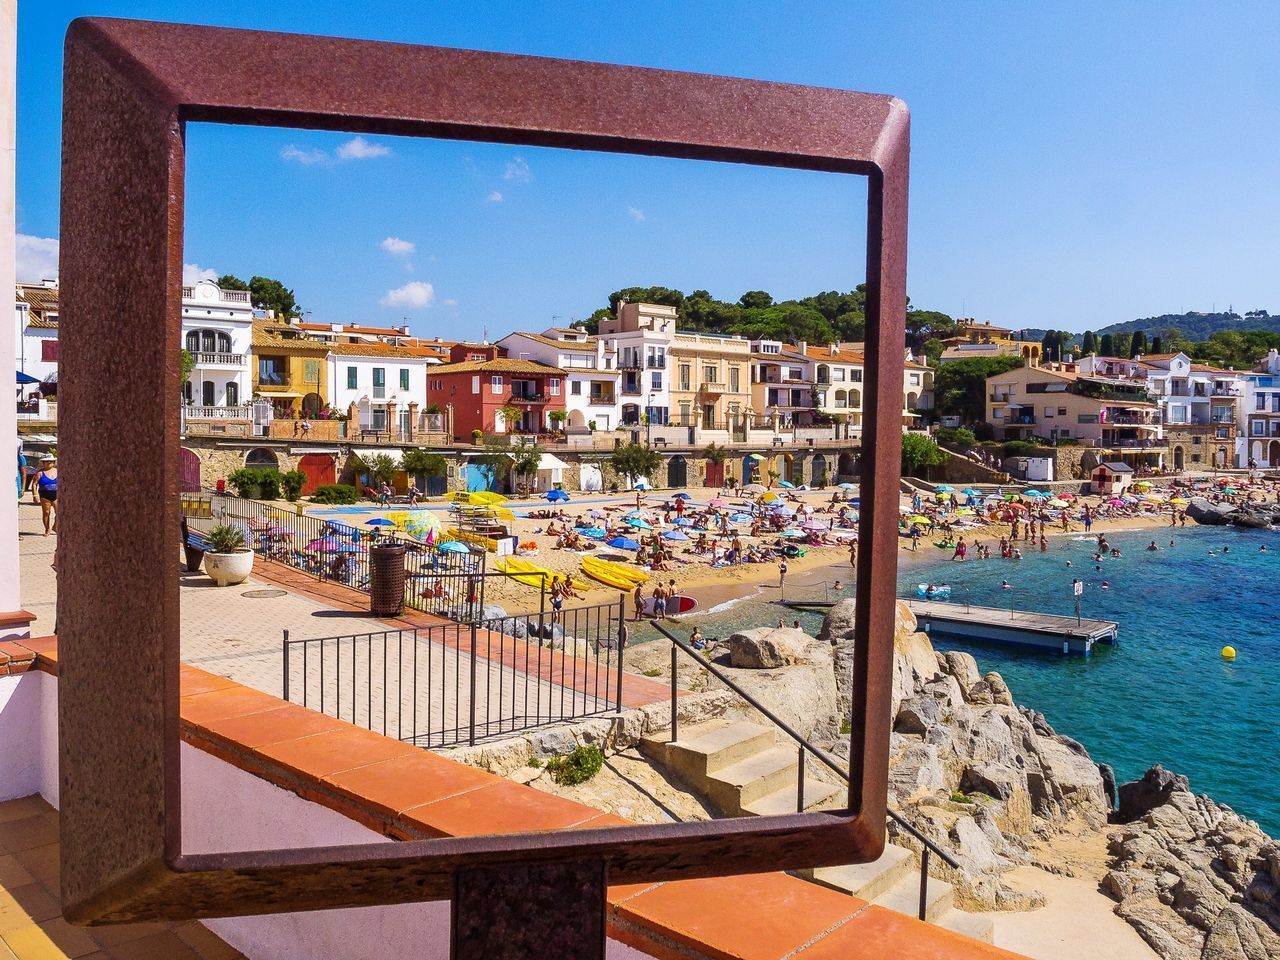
[581,555,650,590]
[497,557,591,593]
[446,491,508,507]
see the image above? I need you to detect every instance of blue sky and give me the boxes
[16,2,1280,337]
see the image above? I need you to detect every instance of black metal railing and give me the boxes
[283,597,627,748]
[654,622,959,922]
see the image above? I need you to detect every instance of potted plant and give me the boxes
[203,523,255,587]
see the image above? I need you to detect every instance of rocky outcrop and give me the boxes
[1229,504,1280,529]
[719,632,839,743]
[1186,498,1237,526]
[1104,769,1280,960]
[726,626,809,669]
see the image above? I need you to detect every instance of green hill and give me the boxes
[1096,310,1280,341]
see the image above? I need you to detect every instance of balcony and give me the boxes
[256,370,292,388]
[1107,415,1156,426]
[618,357,643,370]
[191,351,246,366]
[508,391,547,403]
[182,403,253,420]
[621,384,643,396]
[645,358,666,369]
[1003,414,1035,425]
[182,285,250,302]
[699,381,725,394]
[588,392,616,405]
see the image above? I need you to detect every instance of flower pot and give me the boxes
[204,550,254,587]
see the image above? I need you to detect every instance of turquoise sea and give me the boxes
[684,524,1280,835]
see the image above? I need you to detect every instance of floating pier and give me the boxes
[784,599,1120,656]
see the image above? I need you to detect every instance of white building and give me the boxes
[596,302,675,426]
[497,327,620,430]
[328,342,431,436]
[1243,349,1280,467]
[181,279,254,409]
[15,282,59,405]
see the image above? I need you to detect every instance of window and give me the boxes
[491,374,504,394]
[372,367,386,399]
[41,340,58,362]
[1273,394,1280,413]
[851,369,862,382]
[679,364,691,390]
[1043,407,1054,418]
[570,380,582,395]
[729,367,740,393]
[1252,422,1264,436]
[1258,394,1266,411]
[1077,414,1099,424]
[201,381,214,406]
[833,368,846,382]
[258,357,286,385]
[371,407,387,430]
[703,364,717,384]
[200,330,216,352]
[471,375,480,394]
[1058,407,1067,416]
[651,372,661,390]
[550,378,561,396]
[225,382,238,406]
[347,366,357,389]
[679,401,691,424]
[702,403,716,424]
[787,367,803,380]
[400,368,410,390]
[909,373,920,385]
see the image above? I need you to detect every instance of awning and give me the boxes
[354,448,405,462]
[538,453,570,471]
[256,390,304,398]
[290,446,342,455]
[16,370,39,385]
[746,453,767,462]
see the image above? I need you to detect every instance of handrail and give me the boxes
[654,622,959,921]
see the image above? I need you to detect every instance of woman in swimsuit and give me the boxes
[34,455,58,536]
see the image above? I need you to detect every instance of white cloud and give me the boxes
[503,157,531,182]
[280,144,328,165]
[337,136,391,160]
[182,262,218,286]
[16,234,59,282]
[380,236,415,256]
[380,281,436,309]
[443,298,458,307]
[485,190,504,203]
[627,206,647,222]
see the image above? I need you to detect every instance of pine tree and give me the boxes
[1130,330,1148,357]
[1100,333,1115,356]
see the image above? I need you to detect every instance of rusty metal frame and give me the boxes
[59,16,907,924]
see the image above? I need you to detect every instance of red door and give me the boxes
[704,461,724,488]
[179,448,201,492]
[298,454,336,495]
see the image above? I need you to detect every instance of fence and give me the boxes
[282,597,627,747]
[184,493,487,620]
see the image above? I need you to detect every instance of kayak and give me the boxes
[916,583,952,598]
[641,595,698,615]
[581,555,650,590]
[445,491,507,506]
[497,557,591,593]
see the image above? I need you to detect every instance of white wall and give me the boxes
[0,0,19,623]
[0,671,59,806]
[329,355,428,425]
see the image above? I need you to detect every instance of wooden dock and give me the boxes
[783,599,1119,656]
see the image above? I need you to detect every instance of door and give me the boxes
[179,448,201,493]
[424,474,447,496]
[704,460,724,488]
[466,462,494,492]
[667,455,688,488]
[201,380,214,406]
[298,454,336,495]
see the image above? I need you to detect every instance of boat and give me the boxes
[641,595,698,615]
[497,557,591,593]
[445,491,507,507]
[917,583,952,598]
[581,555,650,589]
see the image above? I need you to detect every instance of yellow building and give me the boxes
[939,320,1042,364]
[669,332,752,428]
[250,322,331,417]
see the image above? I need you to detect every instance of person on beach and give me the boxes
[951,538,967,561]
[848,540,857,567]
[690,626,706,650]
[633,583,645,621]
[778,559,788,588]
[33,454,58,536]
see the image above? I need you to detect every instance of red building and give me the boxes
[427,343,566,440]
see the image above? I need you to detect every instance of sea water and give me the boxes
[680,524,1280,834]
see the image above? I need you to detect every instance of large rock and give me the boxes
[940,650,982,692]
[721,636,839,742]
[887,741,945,801]
[1117,765,1191,823]
[896,696,940,735]
[1202,905,1278,960]
[1186,497,1237,525]
[726,626,809,669]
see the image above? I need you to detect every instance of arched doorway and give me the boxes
[1271,440,1280,467]
[1173,446,1184,471]
[245,448,278,469]
[568,409,587,429]
[298,454,336,495]
[302,392,323,418]
[837,451,856,479]
[667,455,688,488]
[812,454,828,487]
[179,448,201,492]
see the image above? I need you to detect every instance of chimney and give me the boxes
[796,339,808,355]
[829,343,838,356]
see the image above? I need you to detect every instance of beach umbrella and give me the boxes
[801,521,827,531]
[544,489,570,502]
[778,480,796,489]
[961,488,982,496]
[662,529,690,541]
[782,529,807,538]
[398,511,442,542]
[955,508,976,516]
[305,538,342,551]
[580,527,607,539]
[624,517,652,530]
[605,536,640,550]
[365,518,396,528]
[1106,498,1124,506]
[586,509,605,518]
[743,483,767,494]
[708,497,728,508]
[1022,489,1047,497]
[672,517,695,526]
[437,541,471,554]
[1047,498,1069,508]
[761,491,780,502]
[633,481,651,491]
[933,485,955,493]
[837,482,856,490]
[672,492,691,500]
[1134,480,1153,488]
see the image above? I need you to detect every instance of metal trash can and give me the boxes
[368,542,407,617]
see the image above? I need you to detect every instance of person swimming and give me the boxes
[1001,579,1011,589]
[1147,541,1159,550]
[1102,580,1110,589]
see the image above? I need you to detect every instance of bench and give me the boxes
[180,518,211,572]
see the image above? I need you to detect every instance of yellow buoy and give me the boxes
[1221,645,1236,660]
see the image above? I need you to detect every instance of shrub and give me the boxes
[1000,440,1041,458]
[207,523,248,553]
[936,426,977,448]
[471,429,484,444]
[281,469,306,502]
[546,745,604,786]
[227,467,260,498]
[312,484,358,505]
[949,791,974,805]
[1054,437,1080,446]
[256,469,282,501]
[228,466,282,500]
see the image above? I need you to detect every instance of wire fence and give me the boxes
[282,597,628,747]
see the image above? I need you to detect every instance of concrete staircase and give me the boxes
[641,719,994,943]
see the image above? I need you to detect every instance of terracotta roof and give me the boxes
[328,342,437,359]
[250,332,330,352]
[804,345,865,364]
[433,358,564,375]
[505,331,598,350]
[296,321,409,338]
[1189,363,1235,374]
[16,284,59,327]
[1138,352,1179,361]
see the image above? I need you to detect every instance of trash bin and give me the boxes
[368,542,407,617]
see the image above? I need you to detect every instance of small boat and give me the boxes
[782,544,806,558]
[497,557,591,593]
[641,595,699,615]
[917,583,952,598]
[581,555,650,589]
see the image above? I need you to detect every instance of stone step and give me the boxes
[741,777,844,817]
[704,746,800,815]
[640,720,776,784]
[934,909,995,944]
[802,844,916,902]
[873,870,955,924]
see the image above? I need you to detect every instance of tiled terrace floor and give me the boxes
[0,796,242,960]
